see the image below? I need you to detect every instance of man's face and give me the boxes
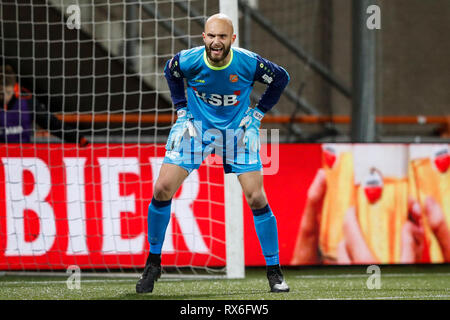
[202,18,236,64]
[0,85,14,106]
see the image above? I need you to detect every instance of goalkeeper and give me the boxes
[136,13,290,293]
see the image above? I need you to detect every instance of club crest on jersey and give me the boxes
[229,74,238,83]
[192,87,240,106]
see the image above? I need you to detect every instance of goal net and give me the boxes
[0,0,244,278]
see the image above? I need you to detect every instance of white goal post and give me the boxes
[221,0,245,279]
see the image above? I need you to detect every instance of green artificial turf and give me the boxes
[1,265,449,300]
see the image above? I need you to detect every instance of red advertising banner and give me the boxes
[0,144,227,270]
[1,143,449,270]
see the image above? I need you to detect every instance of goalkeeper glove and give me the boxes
[166,106,196,151]
[238,106,264,153]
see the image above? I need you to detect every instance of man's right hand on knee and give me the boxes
[166,106,196,151]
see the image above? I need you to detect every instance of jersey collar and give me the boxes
[203,48,234,71]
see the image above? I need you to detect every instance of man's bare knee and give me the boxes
[245,190,267,209]
[152,164,188,201]
[153,180,176,201]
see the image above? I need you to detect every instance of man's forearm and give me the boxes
[254,56,290,113]
[164,54,187,110]
[257,80,289,113]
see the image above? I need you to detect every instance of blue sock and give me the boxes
[147,197,172,254]
[252,204,280,266]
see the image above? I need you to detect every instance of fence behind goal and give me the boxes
[0,0,247,278]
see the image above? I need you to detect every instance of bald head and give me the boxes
[202,13,236,66]
[205,13,234,35]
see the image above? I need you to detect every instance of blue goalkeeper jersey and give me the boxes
[164,46,290,132]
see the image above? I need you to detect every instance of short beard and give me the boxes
[205,43,231,63]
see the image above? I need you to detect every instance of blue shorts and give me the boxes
[163,120,262,175]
